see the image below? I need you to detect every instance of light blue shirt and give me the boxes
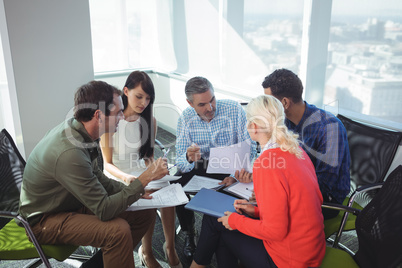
[175,99,257,173]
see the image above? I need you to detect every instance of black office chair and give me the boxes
[338,114,402,196]
[321,165,402,267]
[0,129,91,267]
[324,114,402,248]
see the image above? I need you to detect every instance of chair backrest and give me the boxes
[337,114,402,191]
[0,129,25,228]
[354,165,402,268]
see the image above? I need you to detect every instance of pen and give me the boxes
[168,163,177,170]
[163,147,171,158]
[234,202,257,206]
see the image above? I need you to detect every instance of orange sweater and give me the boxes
[228,148,326,267]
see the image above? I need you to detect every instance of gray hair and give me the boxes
[185,76,214,102]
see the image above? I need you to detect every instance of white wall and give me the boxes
[97,72,187,135]
[0,0,94,157]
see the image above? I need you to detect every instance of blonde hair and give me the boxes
[246,95,304,159]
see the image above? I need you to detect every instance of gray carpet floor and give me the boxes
[0,127,358,268]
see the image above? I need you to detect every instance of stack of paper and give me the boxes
[182,175,223,193]
[127,183,189,211]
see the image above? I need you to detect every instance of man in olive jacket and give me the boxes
[19,80,168,268]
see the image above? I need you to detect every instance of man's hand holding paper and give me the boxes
[235,168,253,183]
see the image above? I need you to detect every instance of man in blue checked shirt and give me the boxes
[173,76,257,259]
[262,68,351,220]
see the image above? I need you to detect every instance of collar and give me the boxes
[261,139,279,153]
[288,101,316,129]
[69,118,100,149]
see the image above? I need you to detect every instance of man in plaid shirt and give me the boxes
[262,68,351,220]
[173,76,256,259]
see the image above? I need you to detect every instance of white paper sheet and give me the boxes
[158,175,181,182]
[127,183,189,211]
[145,180,170,190]
[224,181,254,199]
[106,171,179,190]
[182,175,223,192]
[206,140,252,174]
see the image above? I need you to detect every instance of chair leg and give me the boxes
[326,237,355,256]
[17,216,52,268]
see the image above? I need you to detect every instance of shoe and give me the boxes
[138,245,162,268]
[80,249,103,268]
[163,242,183,268]
[182,231,196,259]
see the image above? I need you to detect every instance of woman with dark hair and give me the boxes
[101,71,182,268]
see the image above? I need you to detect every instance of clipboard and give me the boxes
[223,181,254,200]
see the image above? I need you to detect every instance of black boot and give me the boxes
[80,249,103,268]
[176,199,197,259]
[183,229,196,259]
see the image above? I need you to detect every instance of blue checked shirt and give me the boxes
[176,99,257,173]
[286,102,351,204]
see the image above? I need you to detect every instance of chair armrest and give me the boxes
[355,182,383,193]
[349,182,383,206]
[0,211,18,219]
[328,181,384,249]
[322,203,361,216]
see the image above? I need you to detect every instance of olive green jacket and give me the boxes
[19,118,144,225]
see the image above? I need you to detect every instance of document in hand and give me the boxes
[127,183,188,211]
[182,175,224,193]
[185,188,237,218]
[206,140,252,174]
[145,175,182,190]
[158,175,181,182]
[224,181,254,200]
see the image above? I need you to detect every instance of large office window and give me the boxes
[325,0,402,124]
[89,0,176,73]
[0,33,10,133]
[243,0,304,75]
[89,0,402,127]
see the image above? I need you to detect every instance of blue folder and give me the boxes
[184,188,238,218]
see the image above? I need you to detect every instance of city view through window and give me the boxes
[88,0,402,126]
[243,1,402,124]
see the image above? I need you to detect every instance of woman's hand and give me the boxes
[249,190,256,203]
[218,211,233,230]
[123,174,137,184]
[233,199,256,217]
